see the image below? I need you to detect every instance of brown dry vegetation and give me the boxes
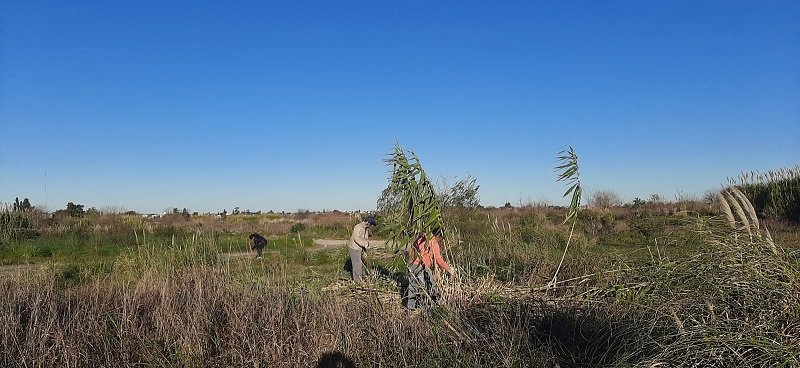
[2,267,616,367]
[1,197,799,367]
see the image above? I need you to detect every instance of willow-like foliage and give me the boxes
[381,144,445,250]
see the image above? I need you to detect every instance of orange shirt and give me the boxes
[411,235,451,273]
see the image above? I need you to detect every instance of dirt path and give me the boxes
[0,239,394,275]
[308,239,390,252]
[0,263,44,277]
[220,238,392,261]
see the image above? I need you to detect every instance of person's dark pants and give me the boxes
[405,264,438,310]
[254,246,264,258]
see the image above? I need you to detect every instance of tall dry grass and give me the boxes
[0,251,614,367]
[593,189,800,366]
[0,224,664,367]
[2,192,799,367]
[731,166,800,223]
[606,221,800,366]
[0,203,44,242]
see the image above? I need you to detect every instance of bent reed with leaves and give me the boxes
[549,146,582,287]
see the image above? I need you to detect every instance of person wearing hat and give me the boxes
[348,216,376,283]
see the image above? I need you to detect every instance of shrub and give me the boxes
[290,223,306,233]
[54,263,85,288]
[31,245,54,258]
[577,210,616,239]
[0,205,41,242]
[588,190,623,209]
[733,166,800,223]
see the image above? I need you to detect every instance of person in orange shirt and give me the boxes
[403,228,453,310]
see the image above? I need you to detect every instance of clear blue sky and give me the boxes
[1,1,798,213]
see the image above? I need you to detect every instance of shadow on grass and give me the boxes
[462,301,663,367]
[316,351,356,368]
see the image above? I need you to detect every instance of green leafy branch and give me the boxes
[381,144,445,250]
[549,146,582,287]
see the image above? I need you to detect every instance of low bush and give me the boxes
[290,222,306,233]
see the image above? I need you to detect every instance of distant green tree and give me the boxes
[69,202,85,217]
[12,197,33,211]
[54,202,85,217]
